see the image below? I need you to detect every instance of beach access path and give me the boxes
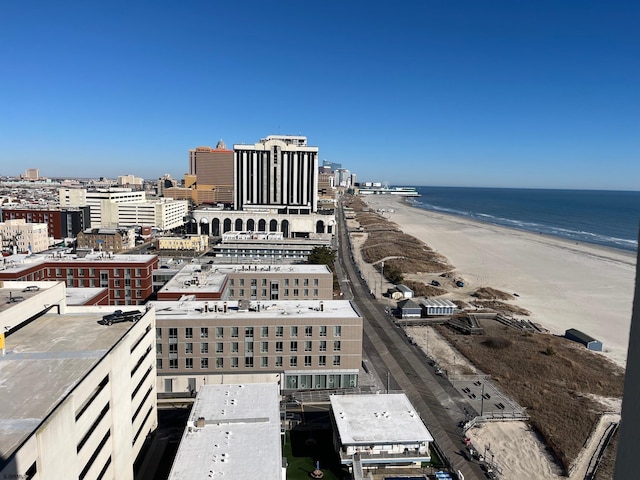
[362,195,636,367]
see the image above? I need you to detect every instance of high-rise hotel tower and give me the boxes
[233,135,319,213]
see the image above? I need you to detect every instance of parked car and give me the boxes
[431,280,440,287]
[99,309,143,326]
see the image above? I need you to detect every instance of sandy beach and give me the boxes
[361,195,637,367]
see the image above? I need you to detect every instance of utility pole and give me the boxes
[380,261,384,300]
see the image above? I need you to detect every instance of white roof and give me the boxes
[330,394,433,446]
[152,299,360,320]
[168,383,281,480]
[419,299,457,308]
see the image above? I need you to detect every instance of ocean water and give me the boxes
[406,187,640,253]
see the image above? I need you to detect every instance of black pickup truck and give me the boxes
[99,309,143,326]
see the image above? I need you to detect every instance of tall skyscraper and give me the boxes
[233,135,319,212]
[188,140,234,204]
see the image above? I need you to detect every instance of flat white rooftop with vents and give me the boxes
[168,383,282,480]
[330,393,433,446]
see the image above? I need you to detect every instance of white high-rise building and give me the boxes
[233,135,319,213]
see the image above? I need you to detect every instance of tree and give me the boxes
[307,246,337,271]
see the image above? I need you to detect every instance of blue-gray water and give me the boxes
[406,187,640,253]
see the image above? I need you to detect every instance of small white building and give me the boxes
[420,298,457,316]
[395,284,414,298]
[168,383,283,480]
[330,393,433,473]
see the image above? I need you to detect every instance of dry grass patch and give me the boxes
[472,300,531,316]
[402,280,447,297]
[472,287,514,300]
[437,320,624,474]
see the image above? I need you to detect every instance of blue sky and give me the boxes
[1,1,638,189]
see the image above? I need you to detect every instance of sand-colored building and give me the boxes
[0,282,157,480]
[0,218,50,254]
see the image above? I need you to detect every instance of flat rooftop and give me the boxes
[158,263,332,296]
[0,310,139,460]
[168,383,281,480]
[330,394,434,446]
[0,252,156,274]
[151,299,360,320]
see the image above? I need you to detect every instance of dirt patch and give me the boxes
[436,320,624,475]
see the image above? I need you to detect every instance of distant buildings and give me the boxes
[0,219,50,254]
[59,187,188,231]
[1,205,91,240]
[77,227,137,253]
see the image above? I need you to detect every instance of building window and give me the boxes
[169,343,177,354]
[216,343,223,353]
[290,326,298,337]
[304,278,309,286]
[261,357,268,368]
[169,358,178,369]
[231,357,239,368]
[186,358,193,369]
[276,326,283,337]
[334,340,341,351]
[261,279,267,286]
[284,288,289,296]
[231,342,239,353]
[334,326,341,337]
[200,327,209,339]
[231,327,238,338]
[319,341,327,352]
[290,356,297,367]
[216,358,223,369]
[169,328,177,339]
[313,289,318,297]
[293,288,299,296]
[305,326,312,336]
[261,342,269,353]
[216,327,223,338]
[230,278,234,286]
[185,343,193,354]
[261,289,267,297]
[294,279,299,286]
[239,279,244,286]
[305,341,312,352]
[156,343,162,354]
[284,279,289,287]
[333,355,341,366]
[201,343,209,354]
[276,341,283,352]
[245,327,254,337]
[305,355,312,366]
[319,326,327,337]
[185,327,193,339]
[319,355,326,366]
[245,357,254,368]
[314,278,319,286]
[275,356,283,367]
[290,341,298,352]
[156,328,162,339]
[156,358,163,369]
[201,358,209,369]
[261,326,269,337]
[239,289,244,296]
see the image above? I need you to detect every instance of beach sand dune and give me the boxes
[363,195,636,367]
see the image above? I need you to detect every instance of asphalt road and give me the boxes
[335,199,487,480]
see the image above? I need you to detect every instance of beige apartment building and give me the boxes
[0,218,50,254]
[152,299,362,395]
[156,263,334,302]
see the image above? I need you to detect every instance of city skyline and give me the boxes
[1,1,638,190]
